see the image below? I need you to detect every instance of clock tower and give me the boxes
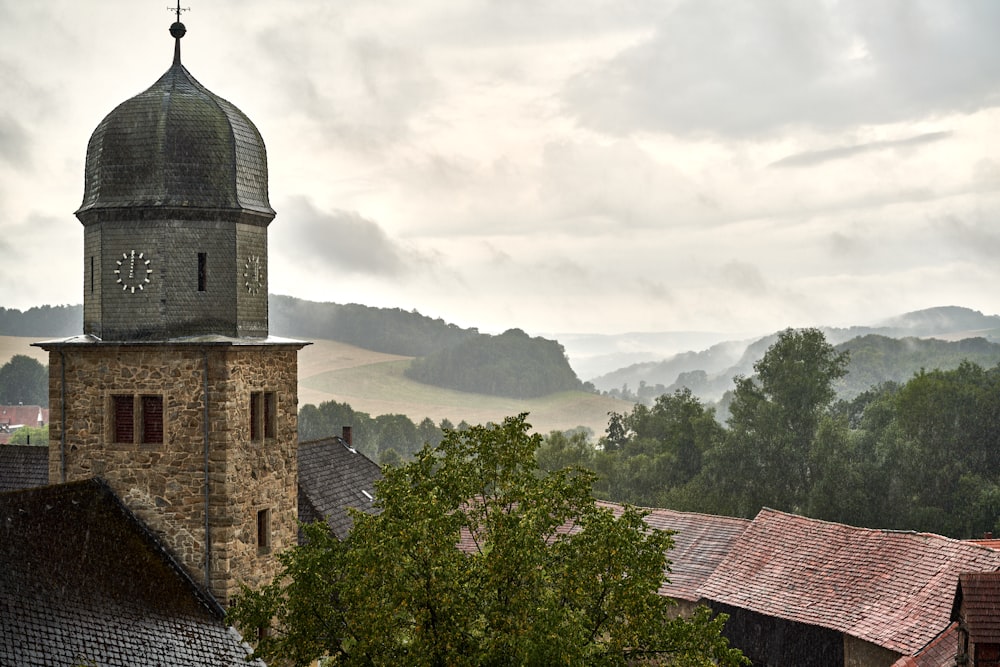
[36,17,306,606]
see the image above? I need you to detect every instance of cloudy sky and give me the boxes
[3,0,1000,338]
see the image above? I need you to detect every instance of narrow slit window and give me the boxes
[257,508,271,551]
[250,392,261,441]
[197,252,207,292]
[263,392,276,439]
[141,395,163,444]
[90,256,95,293]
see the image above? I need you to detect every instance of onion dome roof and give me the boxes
[76,24,273,222]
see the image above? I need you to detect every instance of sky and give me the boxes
[3,0,1000,339]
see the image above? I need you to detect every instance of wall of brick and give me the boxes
[43,341,303,606]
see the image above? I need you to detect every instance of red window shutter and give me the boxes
[141,396,163,444]
[113,395,134,443]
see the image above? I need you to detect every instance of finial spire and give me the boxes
[168,2,190,65]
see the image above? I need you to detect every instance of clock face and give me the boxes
[114,250,152,293]
[243,255,264,295]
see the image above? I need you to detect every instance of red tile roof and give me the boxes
[955,571,1000,644]
[890,622,958,667]
[596,502,750,602]
[0,405,47,429]
[697,508,1000,656]
[456,501,750,604]
[967,539,1000,550]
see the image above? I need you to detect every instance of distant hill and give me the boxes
[590,306,1000,404]
[0,305,81,337]
[405,328,582,399]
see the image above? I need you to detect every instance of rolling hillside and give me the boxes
[2,336,622,437]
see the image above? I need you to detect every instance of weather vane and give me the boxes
[169,1,191,23]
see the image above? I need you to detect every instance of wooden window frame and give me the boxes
[110,394,164,445]
[250,391,277,442]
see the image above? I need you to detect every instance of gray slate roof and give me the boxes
[0,445,48,492]
[0,479,262,667]
[77,57,273,221]
[298,436,382,539]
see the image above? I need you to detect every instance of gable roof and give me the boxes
[953,571,1000,643]
[0,445,48,492]
[597,502,751,602]
[298,436,381,539]
[0,479,262,666]
[697,508,1000,656]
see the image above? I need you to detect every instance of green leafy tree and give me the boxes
[0,355,48,407]
[229,414,746,667]
[707,329,848,516]
[8,425,48,446]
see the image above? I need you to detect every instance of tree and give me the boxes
[0,355,48,407]
[710,329,848,516]
[229,414,747,667]
[8,425,48,446]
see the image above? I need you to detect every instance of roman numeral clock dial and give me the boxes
[114,250,152,293]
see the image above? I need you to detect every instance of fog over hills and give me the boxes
[4,302,999,407]
[583,306,1000,401]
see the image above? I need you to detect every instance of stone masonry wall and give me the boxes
[45,342,302,606]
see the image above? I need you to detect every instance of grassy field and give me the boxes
[2,336,622,437]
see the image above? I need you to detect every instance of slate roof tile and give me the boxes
[0,444,48,492]
[697,508,1000,656]
[297,436,381,539]
[0,479,262,666]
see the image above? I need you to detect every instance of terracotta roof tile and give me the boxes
[955,571,1000,643]
[697,508,1000,655]
[597,502,751,602]
[890,622,958,667]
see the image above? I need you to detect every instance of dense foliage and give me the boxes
[229,415,746,667]
[553,328,1000,538]
[0,355,48,407]
[298,400,452,465]
[8,425,48,446]
[405,328,583,398]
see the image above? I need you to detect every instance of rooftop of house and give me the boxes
[596,501,751,603]
[953,571,1000,644]
[890,622,959,667]
[0,405,48,444]
[0,444,48,492]
[697,507,1000,657]
[0,478,262,666]
[297,435,382,539]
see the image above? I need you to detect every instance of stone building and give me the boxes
[35,16,307,607]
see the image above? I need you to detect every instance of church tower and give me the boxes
[36,16,307,606]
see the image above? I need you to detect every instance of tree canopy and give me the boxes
[229,414,746,667]
[405,328,583,398]
[0,355,48,407]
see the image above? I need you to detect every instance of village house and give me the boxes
[0,404,47,444]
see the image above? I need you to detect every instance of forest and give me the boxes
[299,328,1000,540]
[539,328,1000,540]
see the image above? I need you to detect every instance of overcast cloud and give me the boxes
[1,0,999,338]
